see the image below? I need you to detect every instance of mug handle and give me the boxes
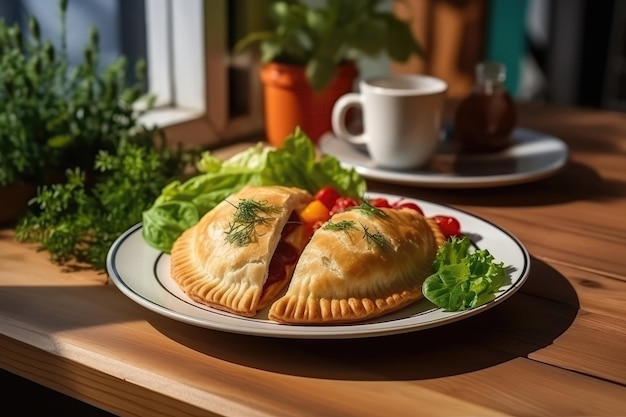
[331,93,367,146]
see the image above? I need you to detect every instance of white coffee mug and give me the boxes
[331,75,448,169]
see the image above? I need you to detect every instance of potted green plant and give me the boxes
[0,0,199,272]
[234,0,424,146]
[0,0,156,222]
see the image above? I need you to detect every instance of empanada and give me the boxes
[170,185,312,317]
[268,206,446,324]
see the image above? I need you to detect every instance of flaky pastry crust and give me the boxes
[268,207,446,324]
[170,185,311,317]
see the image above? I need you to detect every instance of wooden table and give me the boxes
[2,102,626,416]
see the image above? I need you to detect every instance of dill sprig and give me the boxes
[359,201,387,218]
[224,199,282,247]
[323,219,358,232]
[360,222,390,252]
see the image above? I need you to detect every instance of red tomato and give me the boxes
[369,198,392,208]
[433,215,461,237]
[329,197,358,216]
[394,202,424,215]
[314,186,341,210]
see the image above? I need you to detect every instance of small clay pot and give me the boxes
[260,62,358,146]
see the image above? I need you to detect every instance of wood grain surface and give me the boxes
[1,102,626,416]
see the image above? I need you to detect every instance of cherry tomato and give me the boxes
[300,200,331,224]
[394,202,424,215]
[432,215,461,237]
[314,186,341,210]
[329,197,358,216]
[369,198,392,208]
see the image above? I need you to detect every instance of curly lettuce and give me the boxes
[423,236,506,311]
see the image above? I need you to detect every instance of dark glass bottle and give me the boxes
[454,62,517,153]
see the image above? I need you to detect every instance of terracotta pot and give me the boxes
[260,62,358,147]
[0,182,38,225]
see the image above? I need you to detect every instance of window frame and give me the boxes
[140,0,264,147]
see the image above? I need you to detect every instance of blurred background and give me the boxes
[1,0,624,143]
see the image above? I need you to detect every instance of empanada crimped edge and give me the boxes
[268,207,447,324]
[170,185,311,317]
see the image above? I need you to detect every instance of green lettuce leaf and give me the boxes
[422,236,506,311]
[142,128,366,253]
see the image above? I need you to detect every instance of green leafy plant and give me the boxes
[234,0,424,90]
[0,0,155,186]
[7,0,200,271]
[14,137,198,271]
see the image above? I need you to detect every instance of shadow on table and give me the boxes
[152,257,578,381]
[369,160,626,208]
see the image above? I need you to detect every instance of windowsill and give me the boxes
[139,106,206,130]
[139,105,265,149]
[138,106,217,148]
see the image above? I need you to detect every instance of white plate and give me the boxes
[318,128,569,188]
[106,193,530,339]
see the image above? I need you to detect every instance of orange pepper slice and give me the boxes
[299,200,331,225]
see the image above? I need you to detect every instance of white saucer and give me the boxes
[318,128,569,188]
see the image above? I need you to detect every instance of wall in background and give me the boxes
[0,0,146,83]
[3,0,623,112]
[391,0,624,111]
[484,0,527,95]
[391,0,488,99]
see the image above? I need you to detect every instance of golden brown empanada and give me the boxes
[170,185,312,317]
[268,206,446,324]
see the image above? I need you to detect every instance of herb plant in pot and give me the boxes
[0,0,156,224]
[0,0,198,272]
[234,0,424,146]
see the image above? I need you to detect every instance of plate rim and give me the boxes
[106,194,531,339]
[318,127,569,189]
